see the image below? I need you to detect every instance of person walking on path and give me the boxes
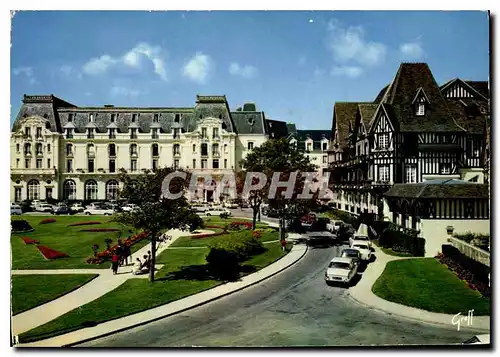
[111,253,120,275]
[122,245,131,266]
[281,239,287,252]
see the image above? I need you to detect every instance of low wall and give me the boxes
[419,219,490,258]
[447,237,490,267]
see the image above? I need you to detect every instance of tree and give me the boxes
[238,138,319,236]
[115,167,201,283]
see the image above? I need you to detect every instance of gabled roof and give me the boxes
[332,102,364,148]
[358,104,378,131]
[411,87,431,104]
[464,81,489,99]
[445,98,488,135]
[374,84,390,103]
[385,180,489,199]
[440,78,489,101]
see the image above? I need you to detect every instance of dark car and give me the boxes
[52,205,75,215]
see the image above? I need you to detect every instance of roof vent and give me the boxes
[243,103,256,112]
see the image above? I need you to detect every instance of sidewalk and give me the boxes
[11,228,213,336]
[348,245,490,332]
[18,243,308,347]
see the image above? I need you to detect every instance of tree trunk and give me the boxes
[279,217,284,241]
[252,208,258,230]
[149,231,157,283]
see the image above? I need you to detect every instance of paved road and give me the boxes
[81,243,475,347]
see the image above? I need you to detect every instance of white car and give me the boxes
[223,201,239,209]
[462,334,490,345]
[121,203,139,212]
[324,257,358,285]
[11,204,22,215]
[351,240,372,261]
[205,207,232,216]
[326,220,343,233]
[84,205,115,216]
[30,200,41,208]
[191,203,210,213]
[349,234,372,249]
[71,203,85,212]
[36,203,54,213]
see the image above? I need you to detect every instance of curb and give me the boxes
[19,243,308,347]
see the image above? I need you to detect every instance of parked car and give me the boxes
[223,201,239,209]
[351,241,372,261]
[300,213,318,227]
[326,220,344,233]
[240,201,250,208]
[84,205,115,216]
[53,205,75,215]
[30,200,42,209]
[462,334,490,345]
[71,203,85,213]
[10,204,23,215]
[36,203,54,213]
[121,203,139,212]
[349,233,372,249]
[191,203,210,213]
[340,248,362,266]
[324,257,359,285]
[205,207,232,217]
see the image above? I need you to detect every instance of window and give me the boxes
[212,144,219,156]
[174,114,180,123]
[15,187,22,202]
[378,133,389,149]
[66,159,73,172]
[46,187,53,199]
[440,163,451,175]
[174,159,179,169]
[152,159,158,170]
[405,165,416,183]
[89,113,94,122]
[201,128,207,139]
[16,143,20,153]
[213,159,219,169]
[152,144,159,156]
[322,155,327,164]
[109,129,116,139]
[201,159,207,169]
[108,144,116,157]
[47,144,51,153]
[88,159,95,173]
[106,180,119,200]
[27,180,40,200]
[201,143,208,156]
[68,114,73,122]
[66,143,73,156]
[132,114,137,122]
[63,180,76,200]
[224,159,228,169]
[25,158,30,169]
[213,128,219,138]
[16,158,20,168]
[130,144,138,155]
[322,142,328,151]
[416,103,425,116]
[66,129,73,139]
[152,128,159,139]
[192,144,196,153]
[36,143,43,155]
[306,142,312,152]
[173,144,180,156]
[87,129,94,139]
[47,158,51,168]
[192,159,196,169]
[153,114,159,123]
[87,143,95,156]
[84,180,98,200]
[109,159,116,173]
[24,143,31,155]
[36,127,42,138]
[224,144,228,154]
[130,129,137,139]
[111,114,116,123]
[248,142,254,150]
[25,127,31,137]
[130,159,137,172]
[378,165,390,182]
[173,128,180,139]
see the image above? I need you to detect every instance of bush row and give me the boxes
[378,228,426,256]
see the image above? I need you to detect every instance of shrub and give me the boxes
[379,228,425,256]
[220,212,230,219]
[79,228,121,232]
[11,219,34,233]
[104,238,113,249]
[68,221,102,227]
[209,230,265,262]
[39,218,56,225]
[206,248,240,280]
[92,244,100,257]
[36,245,69,260]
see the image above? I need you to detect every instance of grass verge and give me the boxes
[372,258,490,315]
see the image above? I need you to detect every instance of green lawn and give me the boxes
[372,258,490,316]
[11,215,146,270]
[11,274,98,315]
[19,231,289,343]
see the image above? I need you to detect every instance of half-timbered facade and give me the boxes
[328,63,490,224]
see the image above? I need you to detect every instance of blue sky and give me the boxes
[11,10,489,129]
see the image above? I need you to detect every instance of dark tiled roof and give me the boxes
[332,102,360,149]
[358,104,378,131]
[374,84,390,103]
[231,111,266,134]
[286,123,297,135]
[445,99,489,135]
[384,180,489,199]
[382,63,465,132]
[464,81,489,99]
[265,119,289,138]
[295,130,330,141]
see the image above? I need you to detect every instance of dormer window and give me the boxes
[87,128,94,139]
[306,142,312,152]
[66,128,73,139]
[109,128,116,139]
[152,128,159,139]
[68,114,73,122]
[89,113,94,122]
[173,128,180,139]
[153,114,159,123]
[130,128,137,139]
[132,114,137,122]
[416,103,425,116]
[111,114,116,123]
[174,114,180,123]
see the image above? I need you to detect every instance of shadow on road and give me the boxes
[158,263,258,283]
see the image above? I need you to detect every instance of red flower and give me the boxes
[36,245,69,260]
[39,218,56,225]
[69,221,102,226]
[21,237,40,245]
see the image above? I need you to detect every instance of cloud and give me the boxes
[82,42,168,81]
[60,65,83,79]
[326,19,387,68]
[110,86,145,98]
[330,66,363,78]
[182,52,213,83]
[400,41,425,59]
[13,66,36,84]
[228,62,258,78]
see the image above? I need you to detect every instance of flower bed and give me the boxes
[191,231,226,239]
[36,245,69,260]
[22,237,40,245]
[86,231,150,265]
[68,221,102,227]
[230,221,253,230]
[79,228,121,232]
[39,218,56,225]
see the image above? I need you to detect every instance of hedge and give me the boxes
[378,228,426,257]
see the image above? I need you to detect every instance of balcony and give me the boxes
[212,151,220,158]
[24,151,32,157]
[212,135,221,141]
[130,151,138,158]
[11,167,57,176]
[173,151,181,158]
[36,151,43,157]
[66,151,74,157]
[200,152,209,158]
[35,135,44,141]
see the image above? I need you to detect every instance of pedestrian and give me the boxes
[116,243,125,266]
[111,252,120,275]
[281,239,287,252]
[123,245,131,266]
[147,250,152,268]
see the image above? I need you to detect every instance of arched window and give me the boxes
[109,143,116,156]
[63,180,77,200]
[106,180,119,200]
[36,143,43,155]
[24,143,31,155]
[27,180,40,200]
[84,180,98,200]
[66,143,73,155]
[173,144,180,155]
[152,143,159,156]
[130,143,137,155]
[87,143,95,157]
